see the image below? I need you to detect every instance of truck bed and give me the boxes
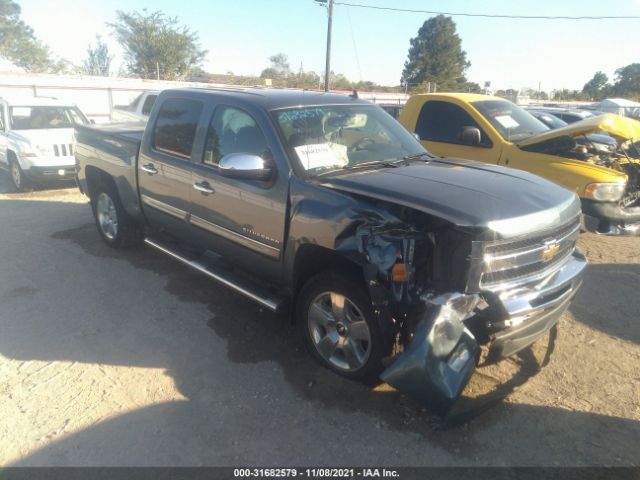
[74,122,146,220]
[76,121,145,143]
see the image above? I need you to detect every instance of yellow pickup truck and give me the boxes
[399,93,640,235]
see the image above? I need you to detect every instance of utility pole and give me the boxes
[320,0,334,92]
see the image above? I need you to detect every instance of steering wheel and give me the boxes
[351,136,376,151]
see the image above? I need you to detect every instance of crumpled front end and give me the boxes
[371,202,587,414]
[380,294,480,415]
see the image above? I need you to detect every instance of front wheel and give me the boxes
[296,271,392,382]
[91,182,142,248]
[9,159,27,192]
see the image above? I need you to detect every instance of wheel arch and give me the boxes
[85,165,117,201]
[291,243,366,322]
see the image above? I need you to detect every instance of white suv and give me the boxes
[0,97,90,190]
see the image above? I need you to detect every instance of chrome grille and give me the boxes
[479,215,581,290]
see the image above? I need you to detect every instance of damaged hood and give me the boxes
[516,113,640,146]
[321,159,579,236]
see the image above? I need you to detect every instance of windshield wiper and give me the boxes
[402,152,433,161]
[343,159,403,170]
[314,155,429,178]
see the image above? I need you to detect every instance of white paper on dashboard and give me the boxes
[295,143,348,170]
[494,115,520,129]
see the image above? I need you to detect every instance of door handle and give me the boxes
[193,181,215,195]
[140,163,158,175]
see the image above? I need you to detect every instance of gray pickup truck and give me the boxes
[74,87,587,412]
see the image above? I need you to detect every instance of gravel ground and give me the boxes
[0,171,638,467]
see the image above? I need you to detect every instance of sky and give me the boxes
[14,0,640,92]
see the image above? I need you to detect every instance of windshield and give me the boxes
[472,100,549,142]
[274,104,426,177]
[10,106,88,130]
[532,112,567,129]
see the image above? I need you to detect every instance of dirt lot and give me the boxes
[0,172,638,467]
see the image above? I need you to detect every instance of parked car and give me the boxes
[379,103,404,120]
[532,107,596,124]
[0,96,90,190]
[111,90,159,122]
[400,93,640,235]
[526,108,618,152]
[75,88,586,412]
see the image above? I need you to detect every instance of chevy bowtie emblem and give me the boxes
[542,241,561,262]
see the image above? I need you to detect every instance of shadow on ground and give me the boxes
[0,169,75,195]
[570,263,640,344]
[1,199,638,466]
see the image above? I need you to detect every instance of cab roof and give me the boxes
[164,87,372,110]
[409,92,503,103]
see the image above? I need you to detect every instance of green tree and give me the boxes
[612,63,640,99]
[109,10,207,80]
[82,35,112,76]
[464,81,483,93]
[0,0,52,71]
[583,71,609,100]
[552,89,588,101]
[401,15,470,92]
[260,53,290,79]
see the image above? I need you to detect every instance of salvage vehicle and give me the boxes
[526,108,618,152]
[400,94,640,235]
[111,90,159,122]
[75,88,586,412]
[0,96,89,191]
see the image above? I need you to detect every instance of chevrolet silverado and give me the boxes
[74,88,586,412]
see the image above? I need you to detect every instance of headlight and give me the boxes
[584,182,626,202]
[18,144,51,157]
[34,144,53,156]
[425,293,480,358]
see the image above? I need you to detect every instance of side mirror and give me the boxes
[218,153,273,181]
[459,126,481,146]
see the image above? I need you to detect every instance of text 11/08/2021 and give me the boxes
[233,468,400,478]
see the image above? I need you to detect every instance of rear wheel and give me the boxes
[297,271,391,382]
[91,181,142,248]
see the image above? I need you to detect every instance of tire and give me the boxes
[9,157,27,192]
[296,271,392,382]
[91,181,142,248]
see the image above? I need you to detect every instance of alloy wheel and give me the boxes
[307,291,372,372]
[96,192,118,240]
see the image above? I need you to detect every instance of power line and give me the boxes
[345,7,363,82]
[334,2,640,20]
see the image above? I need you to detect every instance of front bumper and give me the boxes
[486,251,587,360]
[581,198,640,235]
[380,251,587,414]
[24,166,76,182]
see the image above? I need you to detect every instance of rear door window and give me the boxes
[152,99,202,159]
[416,101,491,147]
